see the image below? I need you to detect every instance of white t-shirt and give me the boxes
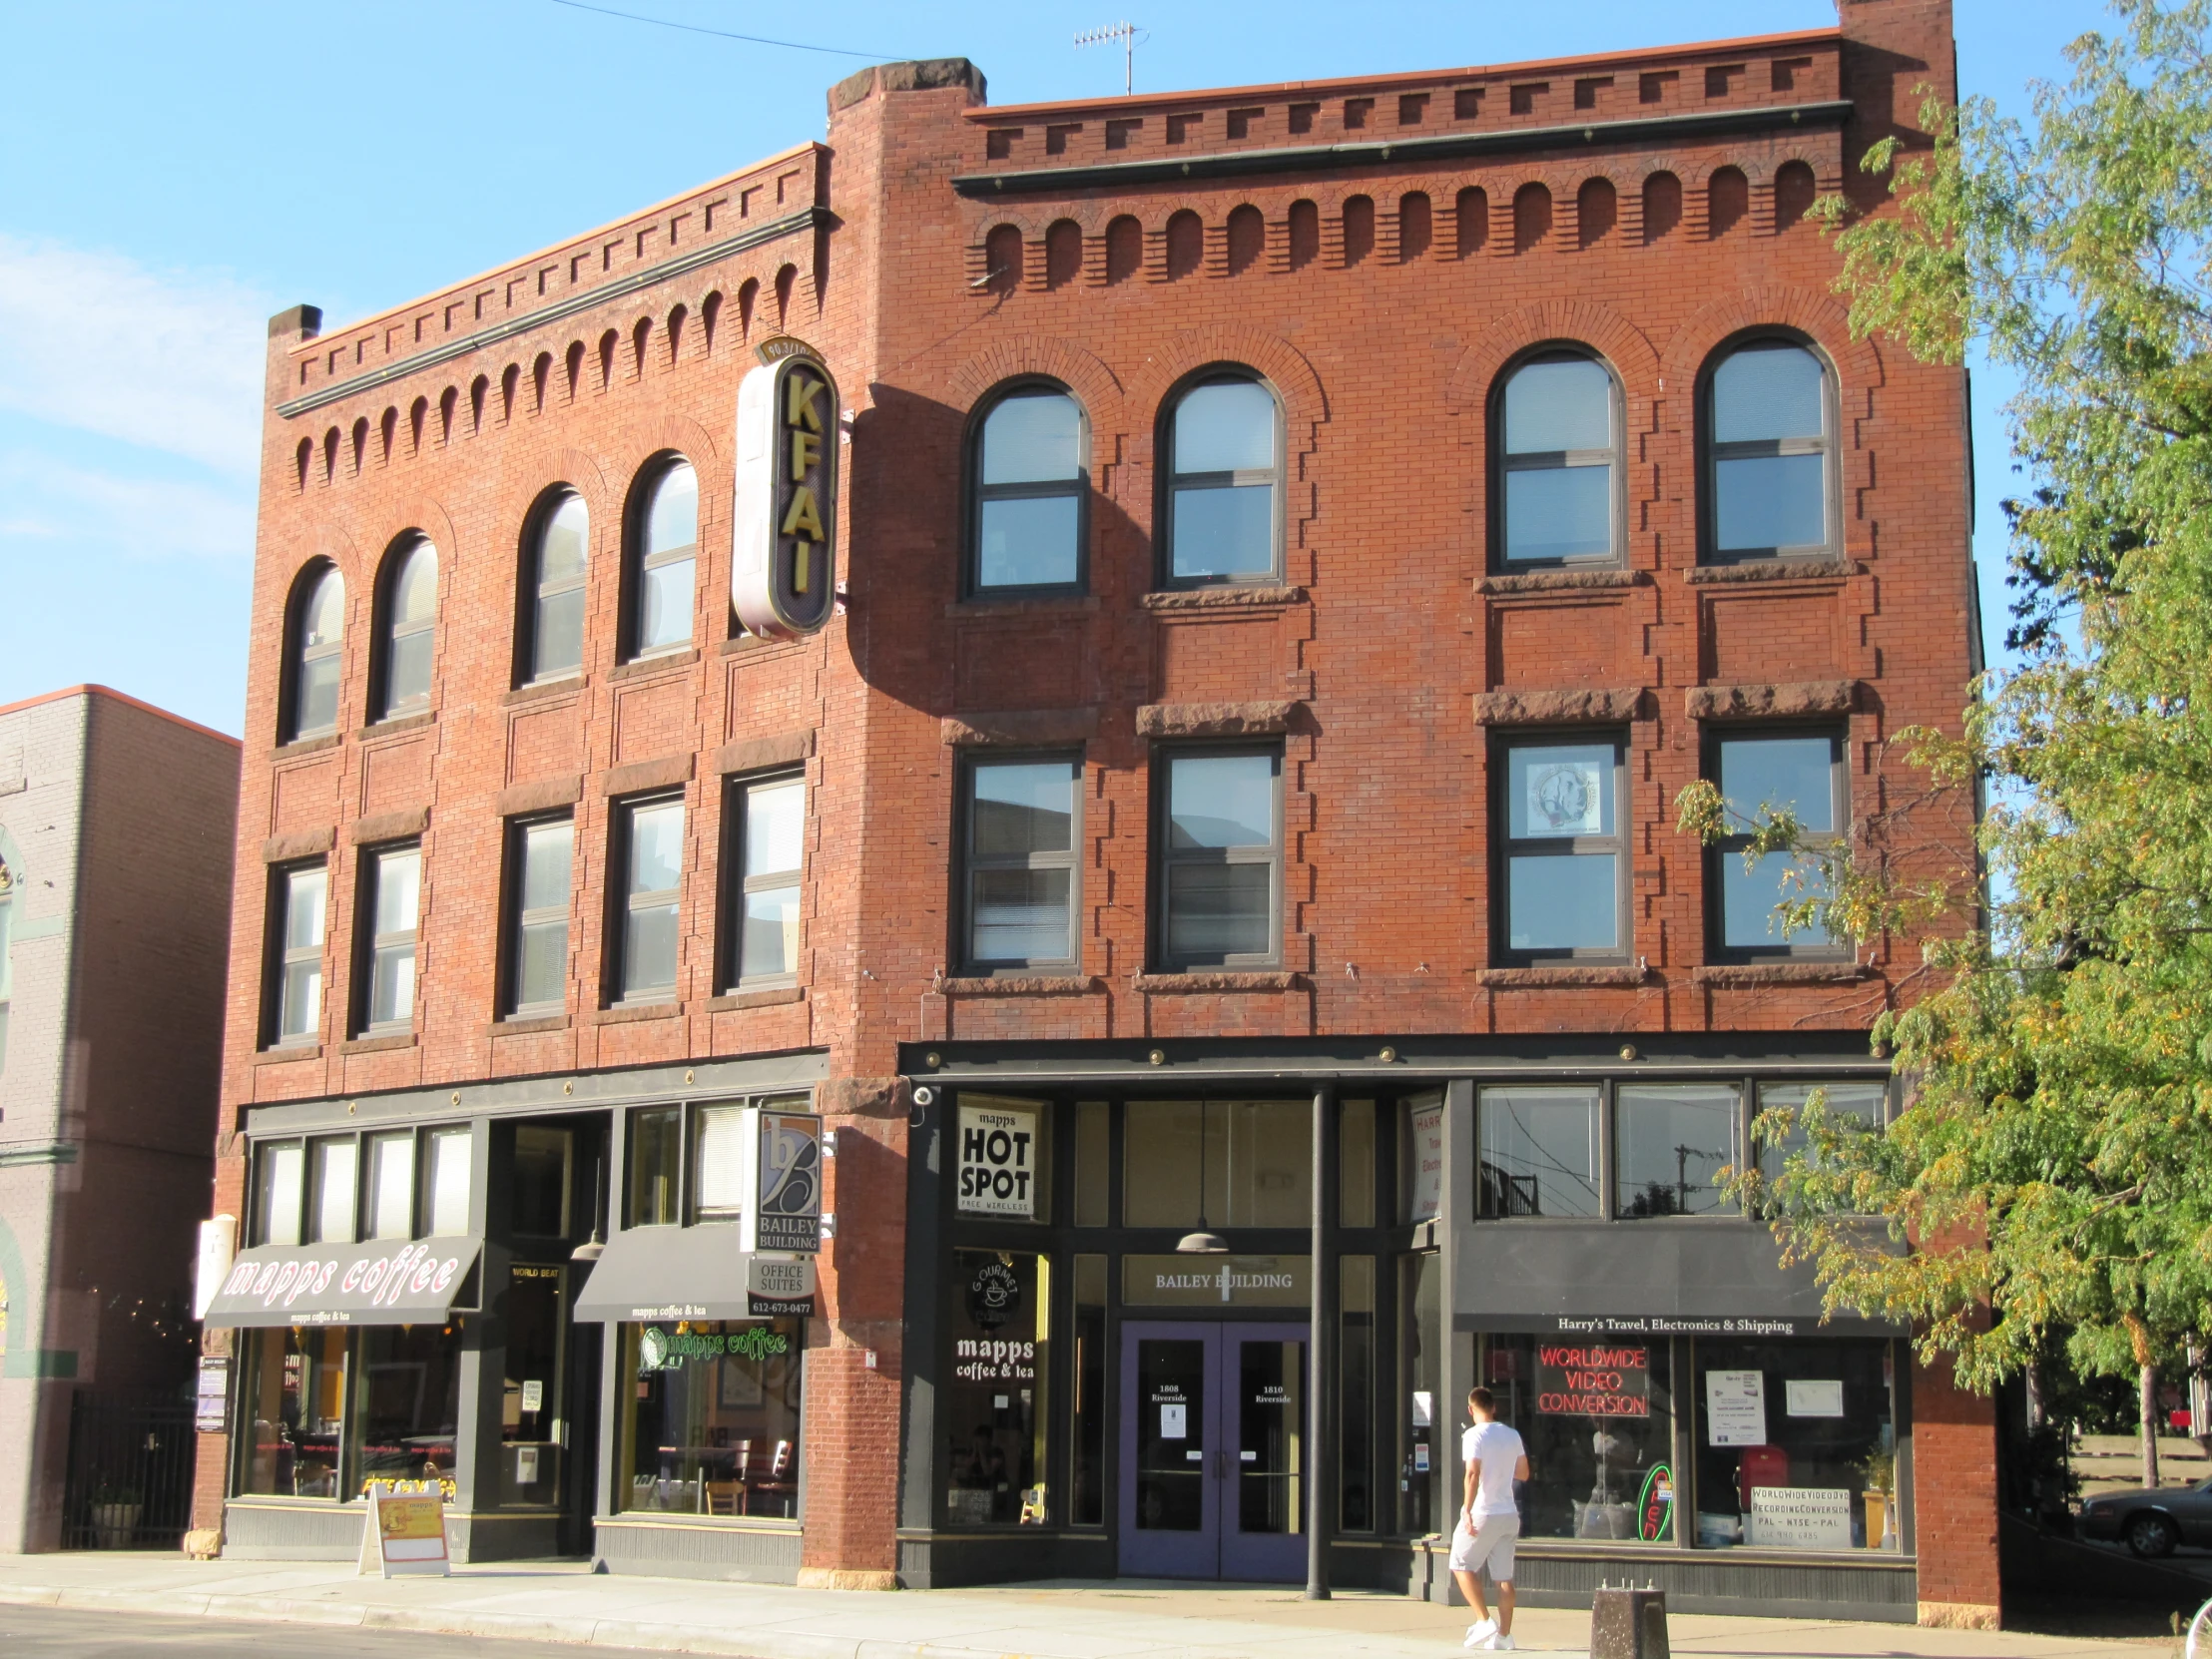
[1462,1420,1525,1520]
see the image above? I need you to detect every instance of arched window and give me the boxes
[522,490,589,682]
[1162,372,1281,586]
[373,538,438,720]
[1494,350,1622,567]
[627,458,697,658]
[970,385,1086,593]
[284,564,345,742]
[1704,337,1834,561]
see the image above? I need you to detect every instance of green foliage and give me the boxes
[1681,2,2212,1392]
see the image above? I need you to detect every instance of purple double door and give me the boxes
[1117,1321,1309,1581]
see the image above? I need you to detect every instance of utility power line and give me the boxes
[546,0,897,61]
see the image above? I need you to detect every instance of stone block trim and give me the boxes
[262,827,334,863]
[1139,585,1307,610]
[1132,971,1303,992]
[941,709,1100,748]
[1685,680,1856,720]
[1684,556,1858,585]
[598,753,696,797]
[1476,570,1642,595]
[348,806,429,844]
[1475,965,1650,987]
[1135,700,1303,738]
[1474,688,1645,726]
[1691,961,1868,985]
[714,730,817,775]
[495,775,582,817]
[938,975,1100,994]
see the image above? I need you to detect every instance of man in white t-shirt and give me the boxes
[1450,1384,1529,1651]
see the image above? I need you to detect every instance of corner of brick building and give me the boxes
[1911,1346,2001,1630]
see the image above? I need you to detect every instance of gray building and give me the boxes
[0,686,239,1552]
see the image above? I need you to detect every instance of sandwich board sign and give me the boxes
[357,1485,450,1577]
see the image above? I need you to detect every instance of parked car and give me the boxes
[2078,1480,2212,1557]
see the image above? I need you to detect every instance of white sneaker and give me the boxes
[1462,1618,1497,1648]
[1486,1635,1515,1652]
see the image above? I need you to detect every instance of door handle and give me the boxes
[1215,1450,1229,1481]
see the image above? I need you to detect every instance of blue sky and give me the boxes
[0,0,2105,736]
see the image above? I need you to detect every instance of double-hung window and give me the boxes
[374,539,438,720]
[357,843,420,1035]
[523,491,589,683]
[614,796,684,1002]
[1162,375,1281,585]
[1495,351,1621,567]
[971,387,1086,592]
[1156,749,1282,969]
[1708,730,1848,960]
[727,776,804,988]
[505,817,572,1018]
[628,460,697,659]
[1495,737,1627,963]
[961,756,1081,973]
[270,862,327,1046]
[285,565,344,743]
[1704,338,1836,561]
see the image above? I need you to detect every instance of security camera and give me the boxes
[911,1085,936,1108]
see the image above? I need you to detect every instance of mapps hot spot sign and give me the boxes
[957,1100,1039,1218]
[733,337,838,641]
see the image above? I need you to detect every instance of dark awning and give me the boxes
[571,1224,817,1323]
[205,1238,483,1328]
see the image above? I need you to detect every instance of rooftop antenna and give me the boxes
[1075,20,1145,97]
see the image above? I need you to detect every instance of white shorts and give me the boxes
[1449,1512,1519,1582]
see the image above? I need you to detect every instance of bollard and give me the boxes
[1590,1581,1670,1659]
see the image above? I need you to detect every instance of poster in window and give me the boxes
[1785,1379,1845,1417]
[1527,759,1604,835]
[1705,1369,1768,1446]
[957,1102,1040,1218]
[720,1354,766,1408]
[1405,1100,1442,1223]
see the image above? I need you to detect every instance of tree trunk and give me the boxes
[2141,1361,2161,1491]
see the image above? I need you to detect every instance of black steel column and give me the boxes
[1306,1083,1338,1600]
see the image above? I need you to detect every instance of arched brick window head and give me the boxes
[1044,220,1083,289]
[1164,373,1281,586]
[1643,173,1681,243]
[1225,206,1264,276]
[1341,195,1375,267]
[1456,187,1488,257]
[1709,167,1748,239]
[972,386,1085,593]
[286,566,345,742]
[1705,339,1834,561]
[984,225,1023,293]
[526,492,589,682]
[376,539,439,720]
[1497,352,1621,567]
[1774,161,1818,234]
[1288,201,1320,271]
[1577,179,1616,250]
[1165,211,1204,280]
[630,459,698,658]
[1105,216,1142,285]
[1398,192,1432,262]
[1513,184,1552,254]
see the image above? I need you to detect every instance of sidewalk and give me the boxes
[0,1551,2167,1659]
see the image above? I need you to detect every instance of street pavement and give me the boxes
[0,1550,2175,1658]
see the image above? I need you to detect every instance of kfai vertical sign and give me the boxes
[733,336,839,640]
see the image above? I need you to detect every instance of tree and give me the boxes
[1682,0,2212,1488]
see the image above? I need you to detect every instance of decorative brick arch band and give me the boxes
[1445,300,1661,409]
[1123,325,1328,435]
[1659,284,1882,395]
[944,334,1124,420]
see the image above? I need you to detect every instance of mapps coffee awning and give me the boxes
[204,1238,483,1328]
[571,1223,817,1323]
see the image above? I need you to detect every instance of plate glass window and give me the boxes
[732,778,803,986]
[288,566,344,742]
[1499,354,1618,565]
[617,798,683,1001]
[1477,1085,1601,1218]
[630,1107,682,1226]
[633,460,697,656]
[964,758,1079,971]
[1499,740,1623,960]
[528,492,589,680]
[1713,733,1844,956]
[1708,341,1833,559]
[309,1138,358,1244]
[509,818,572,1016]
[973,389,1084,591]
[1166,377,1280,583]
[1615,1084,1740,1217]
[363,845,419,1033]
[274,863,326,1045]
[424,1127,473,1237]
[377,540,438,719]
[254,1141,304,1246]
[1755,1082,1887,1183]
[365,1132,412,1241]
[694,1103,746,1218]
[1159,750,1280,967]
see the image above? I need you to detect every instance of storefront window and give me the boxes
[1755,1082,1887,1175]
[1072,1253,1107,1525]
[619,1318,803,1517]
[1692,1338,1898,1551]
[1073,1102,1109,1227]
[309,1138,357,1244]
[1483,1333,1675,1542]
[351,1323,463,1494]
[1478,1086,1598,1218]
[255,1142,304,1246]
[501,1265,567,1505]
[366,1131,412,1240]
[1615,1085,1739,1218]
[693,1103,747,1218]
[630,1107,681,1225]
[424,1126,473,1236]
[1398,1253,1440,1533]
[1124,1100,1308,1229]
[1340,1100,1377,1229]
[1400,1092,1443,1223]
[239,1326,345,1497]
[512,1127,572,1238]
[1341,1255,1376,1531]
[944,1249,1049,1525]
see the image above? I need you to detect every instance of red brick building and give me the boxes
[191,0,1996,1627]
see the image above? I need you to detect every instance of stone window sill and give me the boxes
[946,595,1101,619]
[1473,689,1644,726]
[1132,971,1301,993]
[339,1032,416,1055]
[593,1000,682,1025]
[273,733,341,761]
[1142,585,1306,611]
[357,710,435,741]
[1692,962,1869,986]
[1476,568,1639,595]
[609,648,700,681]
[504,674,587,707]
[706,986,806,1012]
[1684,557,1858,585]
[1475,966,1649,987]
[722,632,806,660]
[938,975,1099,995]
[489,1014,569,1036]
[252,1043,321,1064]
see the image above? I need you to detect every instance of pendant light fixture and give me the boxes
[1176,1100,1229,1255]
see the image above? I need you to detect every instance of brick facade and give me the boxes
[199,0,1992,1624]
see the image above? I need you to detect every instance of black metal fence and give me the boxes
[61,1391,195,1550]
